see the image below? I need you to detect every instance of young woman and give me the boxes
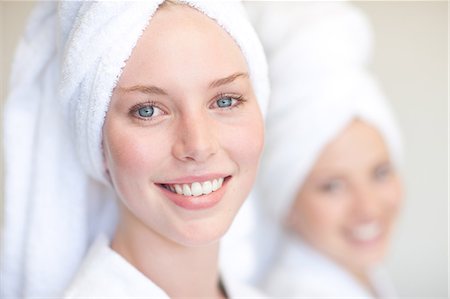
[1,1,269,298]
[258,117,403,298]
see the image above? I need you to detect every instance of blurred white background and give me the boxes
[1,1,448,298]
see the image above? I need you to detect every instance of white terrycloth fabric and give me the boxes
[1,1,269,297]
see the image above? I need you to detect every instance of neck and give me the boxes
[351,266,378,298]
[111,207,225,299]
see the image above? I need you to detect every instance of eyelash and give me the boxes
[211,93,247,110]
[129,93,247,121]
[129,101,165,121]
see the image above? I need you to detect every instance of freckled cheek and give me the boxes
[104,128,164,181]
[223,117,264,169]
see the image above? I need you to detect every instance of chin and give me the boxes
[171,217,233,247]
[349,248,387,272]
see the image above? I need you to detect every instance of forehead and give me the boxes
[312,120,390,173]
[117,3,248,88]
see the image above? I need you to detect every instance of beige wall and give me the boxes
[1,1,448,297]
[1,1,34,104]
[0,1,35,220]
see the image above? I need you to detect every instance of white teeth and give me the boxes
[202,181,213,195]
[182,184,192,196]
[166,178,226,197]
[351,222,381,241]
[174,184,183,195]
[191,182,203,196]
[212,179,219,191]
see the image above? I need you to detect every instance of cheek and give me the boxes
[224,111,265,169]
[106,134,147,176]
[292,193,346,240]
[382,177,404,218]
[103,122,167,188]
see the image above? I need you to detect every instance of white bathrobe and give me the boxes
[263,236,397,299]
[64,235,266,298]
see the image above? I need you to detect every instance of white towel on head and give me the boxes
[258,69,403,225]
[1,1,269,297]
[252,0,403,232]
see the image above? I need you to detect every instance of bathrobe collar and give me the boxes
[64,235,265,298]
[263,234,397,298]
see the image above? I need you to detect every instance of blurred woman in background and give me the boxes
[242,1,404,298]
[259,115,403,298]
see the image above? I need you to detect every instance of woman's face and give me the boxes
[103,4,264,246]
[288,120,403,272]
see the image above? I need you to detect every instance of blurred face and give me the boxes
[103,4,264,246]
[288,120,402,273]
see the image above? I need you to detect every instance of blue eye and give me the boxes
[216,97,234,108]
[130,102,165,122]
[138,106,154,118]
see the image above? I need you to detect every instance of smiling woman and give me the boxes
[103,2,264,257]
[281,119,403,297]
[1,1,268,298]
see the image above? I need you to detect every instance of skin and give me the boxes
[287,120,403,294]
[102,3,264,298]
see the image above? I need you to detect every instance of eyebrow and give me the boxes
[208,72,249,88]
[118,85,168,95]
[118,72,249,95]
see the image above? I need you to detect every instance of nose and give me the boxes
[351,183,382,220]
[172,112,219,163]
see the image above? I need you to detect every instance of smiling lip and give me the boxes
[157,174,229,185]
[156,175,230,210]
[347,222,385,247]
